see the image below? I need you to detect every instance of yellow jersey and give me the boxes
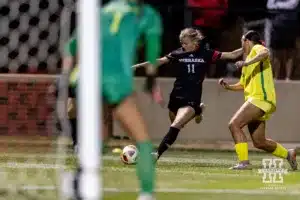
[239,44,276,107]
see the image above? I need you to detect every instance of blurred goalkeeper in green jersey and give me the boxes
[60,0,162,199]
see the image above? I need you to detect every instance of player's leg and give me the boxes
[156,105,195,159]
[249,121,297,170]
[169,111,176,123]
[67,97,77,148]
[228,101,264,169]
[283,49,294,81]
[151,109,176,160]
[53,76,78,151]
[103,63,155,196]
[112,95,155,195]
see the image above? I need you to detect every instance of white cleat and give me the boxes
[74,145,78,154]
[137,193,156,200]
[151,152,159,163]
[195,103,205,124]
[287,149,297,171]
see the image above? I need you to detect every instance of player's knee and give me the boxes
[252,139,266,150]
[228,117,244,131]
[228,119,238,131]
[170,121,182,129]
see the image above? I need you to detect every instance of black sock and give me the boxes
[157,127,180,158]
[69,118,77,147]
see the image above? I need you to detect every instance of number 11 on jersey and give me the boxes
[187,64,195,74]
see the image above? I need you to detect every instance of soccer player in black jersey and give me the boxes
[134,28,243,160]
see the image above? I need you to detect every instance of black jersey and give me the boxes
[166,47,221,100]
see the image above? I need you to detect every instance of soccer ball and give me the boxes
[120,145,139,165]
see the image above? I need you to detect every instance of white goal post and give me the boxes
[78,0,102,199]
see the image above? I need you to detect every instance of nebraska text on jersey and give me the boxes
[179,58,205,63]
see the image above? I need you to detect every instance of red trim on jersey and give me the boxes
[212,51,221,62]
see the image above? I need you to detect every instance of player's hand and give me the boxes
[235,61,245,69]
[218,78,229,90]
[144,64,157,92]
[152,84,165,107]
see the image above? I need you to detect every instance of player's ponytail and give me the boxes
[244,30,264,46]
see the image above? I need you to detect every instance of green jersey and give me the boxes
[65,0,162,104]
[65,0,162,64]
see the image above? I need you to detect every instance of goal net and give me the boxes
[0,0,78,199]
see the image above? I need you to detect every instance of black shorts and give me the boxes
[168,93,202,115]
[54,79,76,99]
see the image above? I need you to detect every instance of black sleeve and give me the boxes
[205,49,222,63]
[165,48,181,61]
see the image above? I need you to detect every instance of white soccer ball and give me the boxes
[120,145,139,165]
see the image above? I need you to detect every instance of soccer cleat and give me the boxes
[74,145,78,154]
[195,103,205,124]
[287,149,297,171]
[137,193,156,200]
[230,161,251,170]
[151,152,159,163]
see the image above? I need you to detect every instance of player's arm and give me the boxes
[242,46,269,66]
[62,33,77,75]
[219,48,243,60]
[132,57,169,69]
[140,6,164,103]
[219,78,244,91]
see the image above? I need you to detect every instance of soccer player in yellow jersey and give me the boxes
[219,30,297,170]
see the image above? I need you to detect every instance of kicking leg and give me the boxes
[156,106,195,159]
[249,121,297,170]
[113,95,155,195]
[169,111,176,123]
[228,101,264,169]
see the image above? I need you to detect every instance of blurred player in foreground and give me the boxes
[61,0,163,199]
[219,30,297,170]
[133,28,244,161]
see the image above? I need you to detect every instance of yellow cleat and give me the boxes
[112,148,122,154]
[195,114,203,124]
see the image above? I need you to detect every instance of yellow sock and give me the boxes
[235,143,249,161]
[272,143,288,158]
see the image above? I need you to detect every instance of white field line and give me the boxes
[104,188,300,196]
[0,186,299,196]
[0,153,71,159]
[0,162,255,178]
[103,166,256,177]
[0,162,244,177]
[0,162,261,178]
[0,154,238,165]
[0,139,68,145]
[0,162,65,169]
[103,155,237,165]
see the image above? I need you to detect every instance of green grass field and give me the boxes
[104,150,300,200]
[0,147,300,200]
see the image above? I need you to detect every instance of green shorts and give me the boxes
[102,34,134,105]
[102,70,133,105]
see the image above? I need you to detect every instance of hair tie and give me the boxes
[259,40,266,46]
